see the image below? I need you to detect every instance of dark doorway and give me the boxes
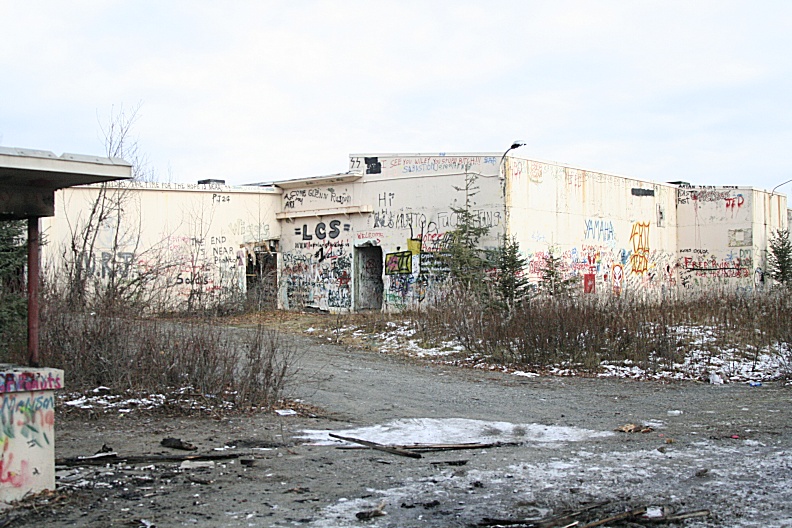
[355,246,383,311]
[246,241,278,309]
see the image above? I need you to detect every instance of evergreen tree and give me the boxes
[492,234,529,310]
[538,245,578,296]
[0,220,28,358]
[444,170,491,293]
[768,229,792,286]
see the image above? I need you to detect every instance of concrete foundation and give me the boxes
[0,365,63,502]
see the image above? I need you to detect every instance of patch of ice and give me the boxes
[298,418,612,447]
[513,371,540,378]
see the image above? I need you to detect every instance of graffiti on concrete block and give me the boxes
[1,393,55,449]
[1,372,62,395]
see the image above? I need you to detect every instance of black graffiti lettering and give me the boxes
[315,222,327,240]
[328,220,341,239]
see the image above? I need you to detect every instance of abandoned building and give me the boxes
[41,152,789,312]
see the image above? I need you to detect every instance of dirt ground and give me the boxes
[4,326,792,527]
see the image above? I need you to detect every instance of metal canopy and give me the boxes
[0,146,131,367]
[0,147,131,219]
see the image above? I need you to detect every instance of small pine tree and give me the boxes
[492,234,529,311]
[444,170,491,293]
[768,229,792,285]
[538,245,578,297]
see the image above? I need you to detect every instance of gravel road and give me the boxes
[15,330,792,527]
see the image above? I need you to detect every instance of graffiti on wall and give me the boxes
[385,251,412,275]
[584,219,616,245]
[376,156,497,175]
[629,222,650,274]
[294,220,351,241]
[283,188,353,210]
[524,221,676,296]
[283,220,353,310]
[677,188,734,205]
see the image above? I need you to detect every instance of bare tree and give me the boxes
[57,104,165,310]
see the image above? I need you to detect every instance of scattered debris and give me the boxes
[56,452,245,467]
[396,441,520,453]
[328,433,422,459]
[160,437,197,451]
[355,500,387,520]
[479,500,610,527]
[187,475,213,485]
[430,460,468,467]
[422,500,441,509]
[285,487,311,494]
[641,509,711,523]
[579,506,646,527]
[337,440,519,453]
[480,503,711,527]
[180,460,215,470]
[275,409,298,416]
[615,424,654,433]
[226,439,283,449]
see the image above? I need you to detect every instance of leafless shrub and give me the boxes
[40,279,297,412]
[235,324,299,408]
[419,287,792,376]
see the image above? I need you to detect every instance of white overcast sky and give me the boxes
[2,1,792,192]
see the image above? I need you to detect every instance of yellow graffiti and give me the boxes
[407,238,422,256]
[629,222,650,274]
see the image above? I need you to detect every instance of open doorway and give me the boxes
[246,240,278,309]
[355,246,383,311]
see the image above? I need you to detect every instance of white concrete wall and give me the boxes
[40,156,790,312]
[278,154,503,311]
[676,186,787,290]
[42,181,281,308]
[505,156,679,295]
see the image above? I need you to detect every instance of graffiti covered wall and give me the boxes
[677,186,787,290]
[278,154,504,311]
[42,181,281,308]
[505,157,679,295]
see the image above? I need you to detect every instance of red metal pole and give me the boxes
[27,217,40,367]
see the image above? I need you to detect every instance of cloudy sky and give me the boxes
[2,1,792,192]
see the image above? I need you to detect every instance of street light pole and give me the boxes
[500,140,526,236]
[499,140,526,179]
[770,178,792,196]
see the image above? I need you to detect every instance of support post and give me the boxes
[27,217,40,368]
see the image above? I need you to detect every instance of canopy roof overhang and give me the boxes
[0,146,131,367]
[0,147,132,219]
